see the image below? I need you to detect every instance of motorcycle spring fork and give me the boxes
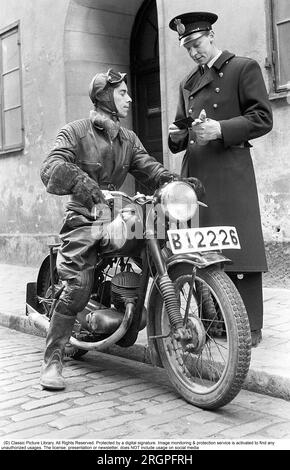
[158,274,183,330]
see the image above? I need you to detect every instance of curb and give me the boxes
[0,311,46,338]
[1,311,290,402]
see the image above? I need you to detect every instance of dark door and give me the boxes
[131,0,163,193]
[136,69,163,162]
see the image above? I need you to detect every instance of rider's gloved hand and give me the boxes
[72,174,106,209]
[181,177,205,200]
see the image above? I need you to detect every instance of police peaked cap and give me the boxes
[169,12,218,46]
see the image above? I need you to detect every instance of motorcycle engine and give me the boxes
[111,271,141,311]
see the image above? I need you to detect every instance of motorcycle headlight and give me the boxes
[159,181,198,222]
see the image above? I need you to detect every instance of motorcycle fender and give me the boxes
[25,282,39,315]
[146,251,232,367]
[36,255,51,294]
[26,253,56,315]
[36,247,58,295]
[166,251,232,270]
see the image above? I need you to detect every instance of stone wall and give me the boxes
[0,0,289,287]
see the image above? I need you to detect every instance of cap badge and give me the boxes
[174,18,186,35]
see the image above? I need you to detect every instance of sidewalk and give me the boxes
[0,263,290,401]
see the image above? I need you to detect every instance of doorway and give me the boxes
[130,0,163,192]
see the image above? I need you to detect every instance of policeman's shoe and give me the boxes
[40,312,76,391]
[251,329,262,348]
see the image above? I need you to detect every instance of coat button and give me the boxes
[219,72,223,77]
[213,103,218,108]
[188,108,193,113]
[190,140,195,144]
[215,87,220,93]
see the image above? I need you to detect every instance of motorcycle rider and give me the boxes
[39,68,204,391]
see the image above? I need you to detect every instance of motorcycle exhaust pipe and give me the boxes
[27,301,135,352]
[26,299,115,334]
[70,301,135,351]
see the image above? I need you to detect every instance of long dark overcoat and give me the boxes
[169,50,273,272]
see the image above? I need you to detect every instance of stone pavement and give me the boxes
[0,263,290,403]
[1,325,290,443]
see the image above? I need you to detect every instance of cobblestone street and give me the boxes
[0,326,290,447]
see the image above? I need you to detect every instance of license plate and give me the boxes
[167,226,241,254]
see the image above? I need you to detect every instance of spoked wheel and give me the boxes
[154,263,251,409]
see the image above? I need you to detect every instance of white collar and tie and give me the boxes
[205,50,223,69]
[200,50,223,74]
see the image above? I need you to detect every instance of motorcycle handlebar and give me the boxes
[102,189,154,205]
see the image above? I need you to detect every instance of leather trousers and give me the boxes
[54,209,111,317]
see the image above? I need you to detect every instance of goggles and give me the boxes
[89,68,127,104]
[106,69,127,85]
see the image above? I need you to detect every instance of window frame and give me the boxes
[267,0,290,99]
[0,21,24,155]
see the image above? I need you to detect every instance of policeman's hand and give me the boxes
[181,177,205,200]
[193,119,222,144]
[168,123,188,143]
[158,172,205,200]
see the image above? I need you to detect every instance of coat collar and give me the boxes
[184,50,235,96]
[90,109,120,140]
[211,50,235,71]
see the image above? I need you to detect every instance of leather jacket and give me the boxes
[40,115,171,215]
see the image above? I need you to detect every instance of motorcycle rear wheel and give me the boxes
[154,263,251,410]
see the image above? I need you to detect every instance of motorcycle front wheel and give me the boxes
[154,263,251,410]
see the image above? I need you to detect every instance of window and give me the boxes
[0,23,23,153]
[269,0,290,94]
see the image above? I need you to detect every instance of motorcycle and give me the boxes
[26,179,251,410]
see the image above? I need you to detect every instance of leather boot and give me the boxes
[40,312,76,390]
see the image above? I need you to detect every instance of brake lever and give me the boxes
[102,190,114,201]
[132,192,153,204]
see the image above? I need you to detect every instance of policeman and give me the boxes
[168,12,273,346]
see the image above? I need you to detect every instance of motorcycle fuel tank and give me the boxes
[98,194,144,257]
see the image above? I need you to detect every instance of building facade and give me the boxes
[0,0,289,286]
